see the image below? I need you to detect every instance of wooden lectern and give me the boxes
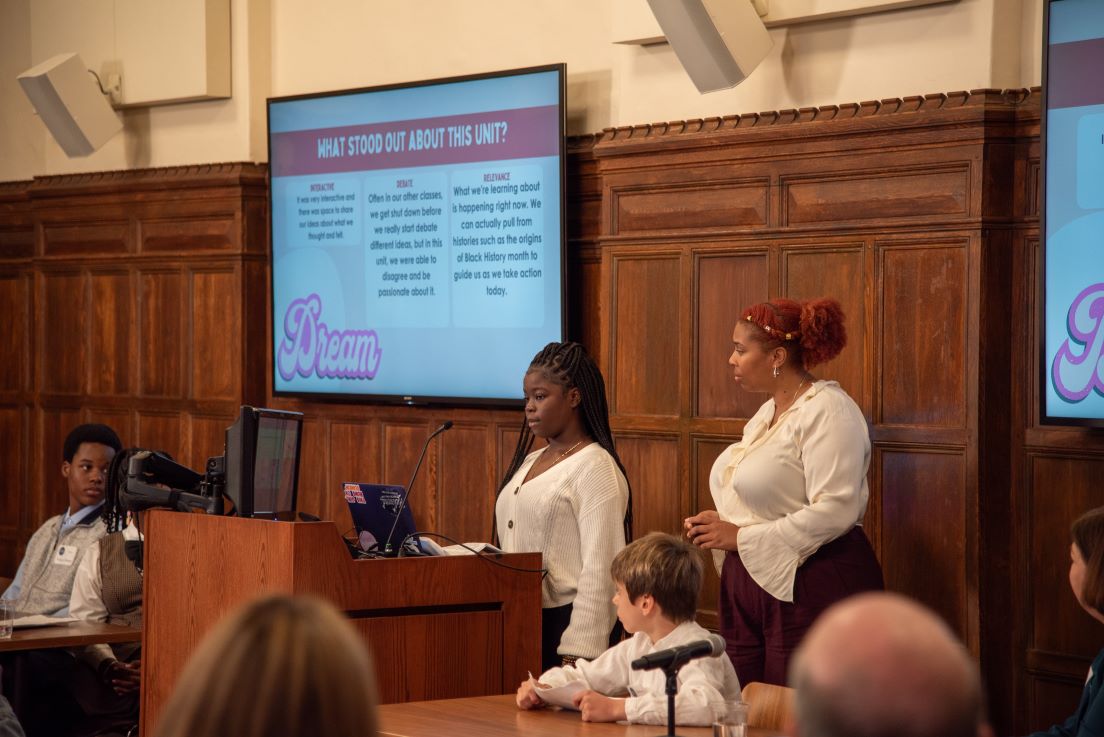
[139,511,542,735]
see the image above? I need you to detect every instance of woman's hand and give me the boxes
[684,510,741,551]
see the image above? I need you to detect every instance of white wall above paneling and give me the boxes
[114,0,231,106]
[614,0,961,44]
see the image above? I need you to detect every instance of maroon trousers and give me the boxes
[719,526,884,686]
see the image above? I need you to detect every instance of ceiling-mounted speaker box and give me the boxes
[18,53,122,157]
[645,0,773,93]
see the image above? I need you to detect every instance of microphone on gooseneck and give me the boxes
[630,633,727,672]
[383,420,454,555]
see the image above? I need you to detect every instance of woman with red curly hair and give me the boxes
[684,297,883,686]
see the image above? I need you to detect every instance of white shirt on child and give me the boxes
[535,620,742,726]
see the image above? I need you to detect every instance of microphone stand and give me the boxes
[660,663,687,737]
[383,421,452,555]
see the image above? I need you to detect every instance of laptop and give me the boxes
[343,482,416,555]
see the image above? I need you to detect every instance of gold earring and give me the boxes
[773,366,780,379]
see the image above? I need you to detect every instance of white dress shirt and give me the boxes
[537,620,742,726]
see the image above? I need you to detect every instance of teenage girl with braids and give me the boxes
[496,341,632,671]
[684,298,883,686]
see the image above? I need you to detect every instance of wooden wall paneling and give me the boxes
[875,238,969,429]
[781,165,971,227]
[616,432,681,538]
[437,423,496,543]
[139,270,186,398]
[90,271,134,397]
[139,214,237,253]
[609,177,770,236]
[693,250,768,420]
[136,412,186,461]
[781,244,866,406]
[1030,678,1087,735]
[381,423,442,532]
[290,418,330,521]
[0,407,26,552]
[877,446,969,641]
[569,246,602,354]
[36,407,82,526]
[690,435,736,630]
[41,221,129,257]
[1027,454,1104,659]
[93,409,134,450]
[190,268,240,401]
[608,252,682,417]
[40,271,87,395]
[0,274,30,394]
[189,414,234,483]
[326,420,382,532]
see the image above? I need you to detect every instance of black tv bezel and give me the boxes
[1038,0,1104,429]
[265,63,568,409]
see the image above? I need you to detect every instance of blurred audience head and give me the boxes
[790,592,991,737]
[155,594,378,737]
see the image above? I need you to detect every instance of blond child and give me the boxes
[516,532,741,726]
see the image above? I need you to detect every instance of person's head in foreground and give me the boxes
[1070,505,1104,625]
[789,592,992,737]
[610,531,702,637]
[154,594,378,737]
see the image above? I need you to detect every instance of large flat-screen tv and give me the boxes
[267,64,566,406]
[1042,0,1104,427]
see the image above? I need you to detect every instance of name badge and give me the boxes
[54,545,78,567]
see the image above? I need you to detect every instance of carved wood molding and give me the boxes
[580,88,1041,155]
[23,162,269,198]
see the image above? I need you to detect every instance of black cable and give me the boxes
[398,531,548,577]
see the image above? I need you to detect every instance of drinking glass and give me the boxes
[0,599,13,639]
[712,700,748,737]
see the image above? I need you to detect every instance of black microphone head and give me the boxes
[705,633,726,656]
[441,420,454,430]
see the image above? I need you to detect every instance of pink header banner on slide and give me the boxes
[270,106,559,177]
[1048,38,1104,110]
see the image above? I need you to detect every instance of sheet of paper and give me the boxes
[13,614,78,629]
[528,672,585,710]
[442,542,504,556]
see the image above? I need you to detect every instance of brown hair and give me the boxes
[1072,506,1104,613]
[741,297,848,368]
[154,594,378,737]
[610,532,702,623]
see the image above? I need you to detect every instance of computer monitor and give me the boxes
[224,406,304,518]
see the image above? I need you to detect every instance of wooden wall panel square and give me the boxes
[382,423,434,531]
[41,272,87,395]
[36,407,83,526]
[42,222,129,257]
[0,407,24,532]
[782,167,969,226]
[782,245,866,408]
[295,419,334,522]
[0,275,29,393]
[610,255,680,417]
[140,216,237,254]
[876,241,968,428]
[139,271,185,397]
[691,435,739,630]
[137,412,185,460]
[1028,453,1104,657]
[878,448,968,639]
[617,433,680,538]
[694,251,768,420]
[90,272,133,397]
[191,270,240,400]
[611,180,768,236]
[438,423,495,543]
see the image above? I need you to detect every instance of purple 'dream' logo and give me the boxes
[1052,283,1104,402]
[277,294,382,382]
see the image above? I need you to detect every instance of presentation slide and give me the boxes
[268,68,564,402]
[1045,0,1104,421]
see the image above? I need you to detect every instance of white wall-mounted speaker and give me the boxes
[17,53,122,157]
[646,0,773,93]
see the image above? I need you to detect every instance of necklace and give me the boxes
[775,375,812,415]
[550,439,584,466]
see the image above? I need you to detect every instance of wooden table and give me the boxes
[378,694,784,737]
[0,622,140,653]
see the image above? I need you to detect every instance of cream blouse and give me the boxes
[708,380,870,603]
[496,443,629,659]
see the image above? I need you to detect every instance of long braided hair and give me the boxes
[499,341,633,541]
[104,448,141,533]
